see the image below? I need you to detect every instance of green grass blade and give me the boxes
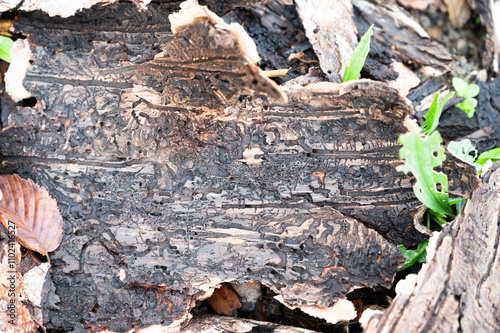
[420,92,454,136]
[399,132,453,216]
[0,35,13,63]
[342,24,374,83]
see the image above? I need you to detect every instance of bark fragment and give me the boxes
[362,163,500,332]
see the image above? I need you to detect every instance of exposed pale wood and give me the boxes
[294,0,358,82]
[363,163,500,332]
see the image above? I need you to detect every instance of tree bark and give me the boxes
[363,163,500,332]
[0,0,482,331]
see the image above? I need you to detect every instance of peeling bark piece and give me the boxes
[443,0,471,28]
[353,0,453,77]
[472,0,500,73]
[0,0,269,18]
[294,0,358,82]
[13,1,284,114]
[363,163,500,333]
[183,314,319,332]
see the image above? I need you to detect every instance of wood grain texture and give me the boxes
[363,163,500,332]
[0,1,479,331]
[353,0,453,79]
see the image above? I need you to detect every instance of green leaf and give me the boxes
[0,35,13,63]
[398,240,429,271]
[452,77,468,97]
[476,147,500,165]
[399,132,453,216]
[427,208,447,227]
[420,92,455,136]
[447,139,477,165]
[342,24,374,83]
[464,83,480,98]
[456,98,478,118]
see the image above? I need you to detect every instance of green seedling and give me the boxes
[398,240,428,271]
[342,24,374,83]
[452,77,480,118]
[399,131,454,216]
[0,35,13,63]
[476,147,500,166]
[420,92,454,136]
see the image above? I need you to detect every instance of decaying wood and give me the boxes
[0,0,270,18]
[183,314,318,332]
[362,163,500,332]
[471,0,500,73]
[353,0,453,78]
[0,0,481,331]
[224,1,320,85]
[294,0,358,82]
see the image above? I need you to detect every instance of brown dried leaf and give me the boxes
[0,174,63,256]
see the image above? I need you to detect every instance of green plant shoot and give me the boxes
[452,77,480,118]
[398,240,428,271]
[476,147,500,166]
[399,132,454,216]
[0,35,13,63]
[420,92,454,136]
[342,24,374,83]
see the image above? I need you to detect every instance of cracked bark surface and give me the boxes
[363,163,500,333]
[0,1,480,331]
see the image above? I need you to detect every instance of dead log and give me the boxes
[0,0,479,331]
[353,0,453,79]
[362,162,500,332]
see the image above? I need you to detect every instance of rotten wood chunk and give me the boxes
[0,1,479,331]
[353,0,453,79]
[183,314,319,332]
[363,163,500,333]
[224,0,320,85]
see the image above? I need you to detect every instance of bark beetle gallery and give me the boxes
[1,0,495,332]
